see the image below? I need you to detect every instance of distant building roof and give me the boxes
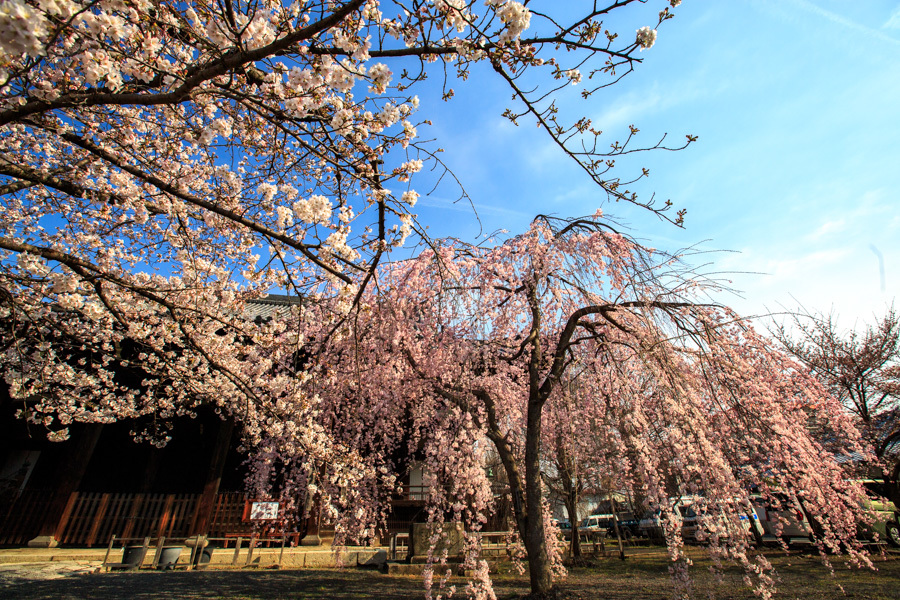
[245,294,303,321]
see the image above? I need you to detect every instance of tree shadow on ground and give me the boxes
[1,569,432,600]
[3,554,898,600]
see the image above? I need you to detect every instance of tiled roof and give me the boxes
[244,294,303,321]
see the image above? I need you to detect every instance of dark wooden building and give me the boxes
[0,296,510,548]
[0,392,251,547]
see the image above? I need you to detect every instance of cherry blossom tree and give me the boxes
[542,382,593,560]
[541,375,616,561]
[774,308,900,497]
[0,2,875,597]
[1,0,692,445]
[311,214,872,598]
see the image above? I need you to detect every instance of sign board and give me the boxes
[248,501,279,521]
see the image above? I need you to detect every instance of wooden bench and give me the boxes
[102,535,150,571]
[102,534,209,571]
[219,533,295,568]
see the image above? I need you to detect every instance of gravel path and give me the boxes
[0,561,103,584]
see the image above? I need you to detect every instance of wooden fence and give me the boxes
[0,490,249,546]
[0,489,55,546]
[208,492,250,537]
[1,486,509,547]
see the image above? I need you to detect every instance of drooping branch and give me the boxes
[539,300,693,402]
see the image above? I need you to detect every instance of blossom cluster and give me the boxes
[636,26,657,50]
[0,0,47,68]
[493,1,531,44]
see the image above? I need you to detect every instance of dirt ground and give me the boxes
[1,550,898,599]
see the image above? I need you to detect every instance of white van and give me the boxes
[639,497,763,543]
[749,493,814,545]
[580,513,617,532]
[673,496,763,544]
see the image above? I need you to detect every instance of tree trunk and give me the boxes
[556,436,581,559]
[605,484,626,560]
[523,398,553,595]
[481,283,556,596]
[484,401,553,596]
[565,489,581,559]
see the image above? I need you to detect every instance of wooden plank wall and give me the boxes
[207,492,248,537]
[0,489,55,545]
[0,491,250,546]
[58,493,191,546]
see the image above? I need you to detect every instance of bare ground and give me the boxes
[1,550,898,599]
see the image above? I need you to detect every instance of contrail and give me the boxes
[869,244,886,292]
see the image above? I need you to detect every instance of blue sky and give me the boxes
[402,0,900,329]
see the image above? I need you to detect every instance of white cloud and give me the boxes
[884,6,900,29]
[713,240,897,328]
[784,0,900,46]
[806,218,847,240]
[760,247,852,281]
[417,194,532,220]
[592,90,666,133]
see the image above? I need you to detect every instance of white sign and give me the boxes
[249,501,279,521]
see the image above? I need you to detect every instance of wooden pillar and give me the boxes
[85,493,111,547]
[156,495,175,538]
[28,423,103,547]
[51,492,79,544]
[189,418,234,536]
[300,493,322,546]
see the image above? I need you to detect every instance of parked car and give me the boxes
[552,518,573,540]
[678,499,761,543]
[636,496,761,544]
[581,513,617,533]
[638,510,663,539]
[677,502,703,542]
[749,493,814,546]
[616,516,641,537]
[637,501,693,540]
[857,479,900,548]
[580,513,639,539]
